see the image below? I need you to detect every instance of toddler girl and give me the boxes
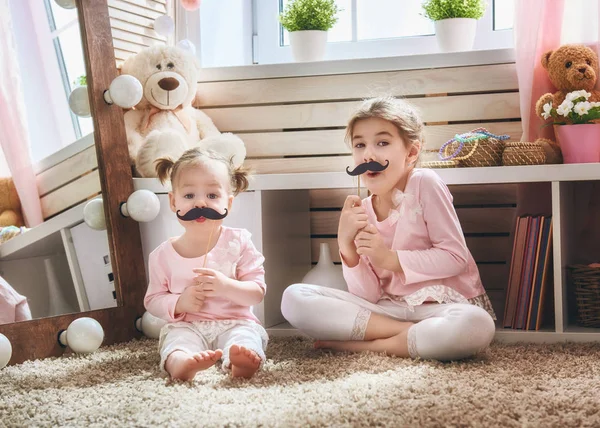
[144,146,268,380]
[281,96,497,361]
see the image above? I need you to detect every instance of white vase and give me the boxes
[289,30,327,62]
[434,18,477,52]
[302,242,347,291]
[44,258,75,317]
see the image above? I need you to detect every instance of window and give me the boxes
[256,0,514,64]
[44,0,94,142]
[9,1,93,164]
[191,0,514,68]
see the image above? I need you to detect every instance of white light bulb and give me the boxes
[68,86,91,117]
[176,39,197,56]
[83,198,106,231]
[135,311,168,339]
[54,0,76,9]
[104,75,143,109]
[154,15,174,37]
[58,317,104,354]
[120,190,160,223]
[0,333,12,369]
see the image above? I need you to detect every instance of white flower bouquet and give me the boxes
[541,90,600,125]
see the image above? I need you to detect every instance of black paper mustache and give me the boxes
[346,160,390,176]
[176,207,228,221]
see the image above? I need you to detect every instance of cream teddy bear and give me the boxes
[120,45,246,177]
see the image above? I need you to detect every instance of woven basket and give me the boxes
[420,160,459,169]
[569,265,600,327]
[439,128,508,167]
[502,142,546,166]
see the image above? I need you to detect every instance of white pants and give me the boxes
[159,320,268,372]
[281,284,496,362]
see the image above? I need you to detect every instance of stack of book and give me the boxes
[503,215,553,330]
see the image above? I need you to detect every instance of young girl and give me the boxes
[144,146,268,380]
[281,96,497,362]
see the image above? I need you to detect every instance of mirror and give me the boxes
[0,0,117,325]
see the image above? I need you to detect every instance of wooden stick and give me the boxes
[203,221,217,269]
[358,175,361,198]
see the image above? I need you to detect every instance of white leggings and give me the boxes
[281,283,496,362]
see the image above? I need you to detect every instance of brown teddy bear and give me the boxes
[535,44,600,116]
[531,44,600,164]
[0,177,24,227]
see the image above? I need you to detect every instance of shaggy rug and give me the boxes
[0,337,599,427]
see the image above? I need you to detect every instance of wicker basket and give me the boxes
[569,265,600,327]
[502,142,546,166]
[420,160,459,169]
[439,128,509,167]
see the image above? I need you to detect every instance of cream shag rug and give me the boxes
[1,337,600,427]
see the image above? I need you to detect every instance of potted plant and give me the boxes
[422,0,486,53]
[279,0,340,62]
[541,90,600,163]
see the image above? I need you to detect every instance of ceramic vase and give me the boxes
[302,242,347,291]
[289,30,327,62]
[554,124,600,163]
[434,18,477,52]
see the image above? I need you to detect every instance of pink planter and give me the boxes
[554,124,600,163]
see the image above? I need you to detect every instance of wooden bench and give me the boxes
[193,60,523,320]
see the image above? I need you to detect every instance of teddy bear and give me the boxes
[535,44,600,116]
[0,177,24,228]
[120,45,246,178]
[533,44,600,163]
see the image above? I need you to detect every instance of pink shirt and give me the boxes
[144,226,266,323]
[0,276,32,324]
[343,168,486,306]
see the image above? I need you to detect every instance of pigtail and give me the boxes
[155,157,175,185]
[231,164,251,195]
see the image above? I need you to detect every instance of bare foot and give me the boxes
[314,330,410,358]
[229,344,262,379]
[165,349,223,381]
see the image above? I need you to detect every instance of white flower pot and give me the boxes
[434,18,477,53]
[289,30,327,62]
[301,242,347,291]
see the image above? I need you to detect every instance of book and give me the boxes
[527,217,552,330]
[503,216,530,328]
[515,216,541,329]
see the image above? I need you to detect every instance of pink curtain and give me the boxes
[514,0,565,142]
[514,0,600,264]
[0,0,43,227]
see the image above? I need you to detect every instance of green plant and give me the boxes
[422,0,486,21]
[541,90,600,125]
[73,75,87,86]
[279,0,340,32]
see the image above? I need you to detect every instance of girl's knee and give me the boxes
[454,304,496,354]
[280,283,310,325]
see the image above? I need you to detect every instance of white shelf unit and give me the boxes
[137,163,600,343]
[0,201,116,318]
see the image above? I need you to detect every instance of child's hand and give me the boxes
[338,195,368,249]
[355,224,400,271]
[175,285,206,315]
[193,268,233,299]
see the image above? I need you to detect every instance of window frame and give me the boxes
[254,0,513,65]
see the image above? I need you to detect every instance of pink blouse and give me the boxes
[144,227,266,323]
[342,168,494,316]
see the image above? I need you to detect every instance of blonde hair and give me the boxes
[155,148,250,196]
[345,96,425,151]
